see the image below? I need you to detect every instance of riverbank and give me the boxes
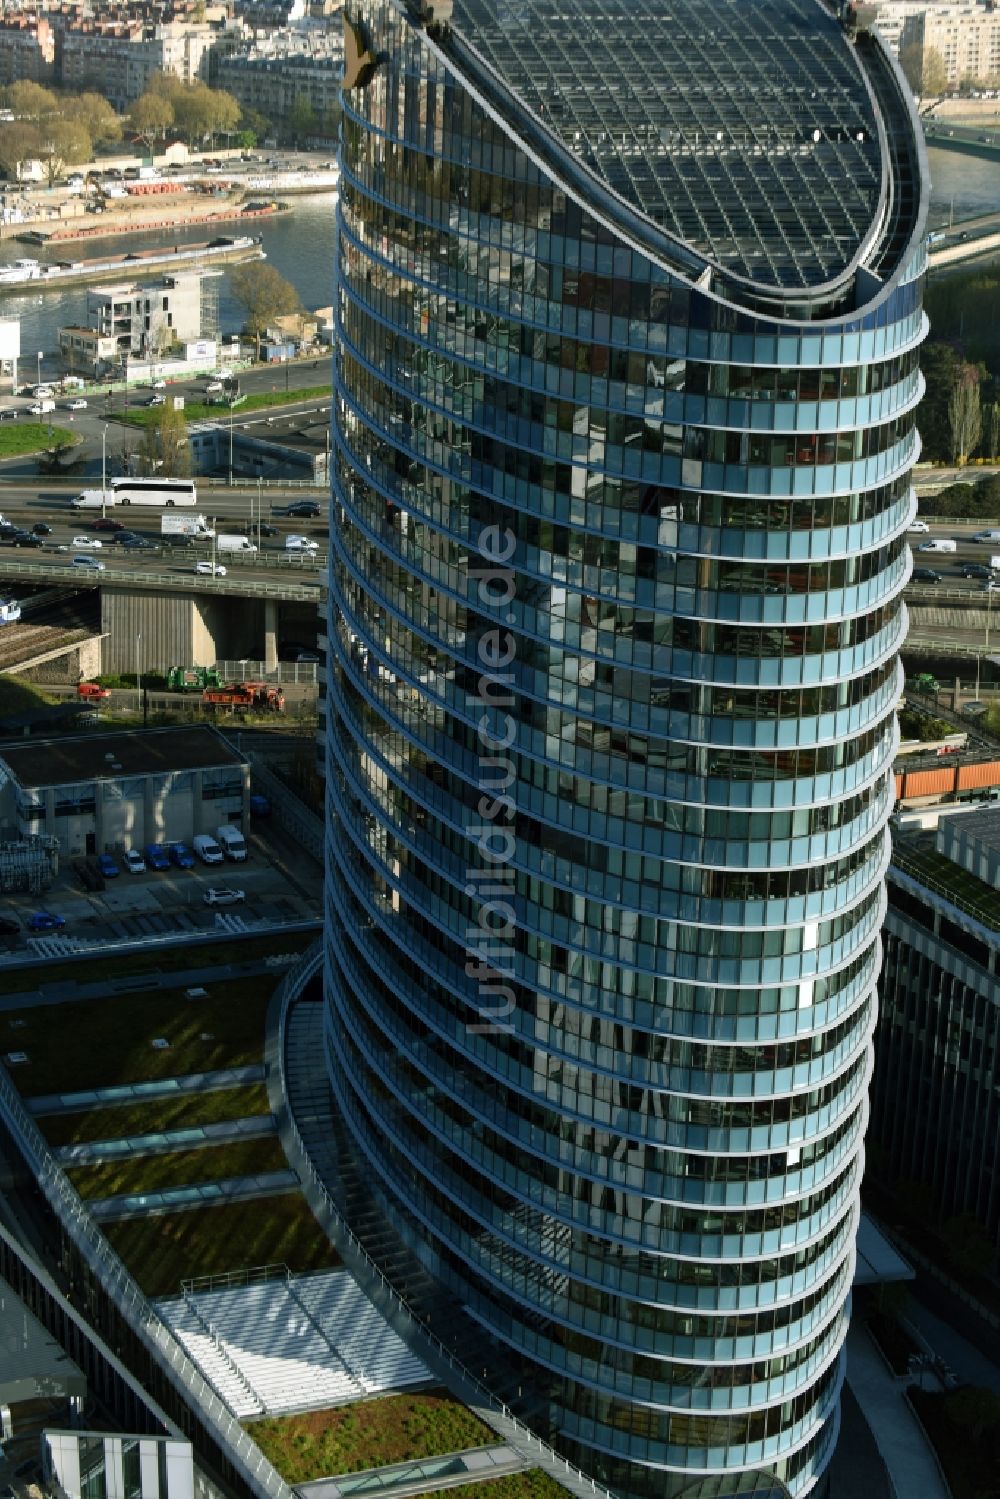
[0,236,264,296]
[4,194,292,247]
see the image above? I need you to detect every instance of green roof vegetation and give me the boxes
[6,973,284,1097]
[67,1136,289,1199]
[246,1394,495,1484]
[417,1474,569,1499]
[38,1084,271,1146]
[105,1195,339,1298]
[892,838,1000,930]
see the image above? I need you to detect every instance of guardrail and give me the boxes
[270,951,618,1499]
[905,584,997,601]
[0,557,320,599]
[0,1057,297,1499]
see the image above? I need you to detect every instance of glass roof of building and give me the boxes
[449,0,885,289]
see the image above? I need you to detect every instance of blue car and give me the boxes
[27,911,66,932]
[169,842,195,870]
[97,853,119,878]
[144,843,170,871]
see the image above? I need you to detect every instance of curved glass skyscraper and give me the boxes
[323,2,927,1495]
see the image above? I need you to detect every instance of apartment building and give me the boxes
[0,14,55,85]
[215,34,343,125]
[60,19,220,107]
[874,0,1000,84]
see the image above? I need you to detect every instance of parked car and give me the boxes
[97,853,119,878]
[144,843,170,871]
[92,517,124,532]
[27,911,66,932]
[65,398,88,410]
[168,842,195,869]
[71,556,105,571]
[71,535,103,549]
[195,561,227,576]
[284,501,321,518]
[124,848,146,874]
[203,887,246,906]
[205,381,224,394]
[148,394,165,406]
[152,379,166,390]
[249,794,271,818]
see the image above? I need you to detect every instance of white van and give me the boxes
[973,530,1000,544]
[215,824,247,861]
[193,833,224,866]
[916,538,957,553]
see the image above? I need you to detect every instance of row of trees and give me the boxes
[0,79,121,184]
[128,74,241,152]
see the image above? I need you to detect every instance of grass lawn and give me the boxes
[0,928,313,997]
[7,974,279,1097]
[123,386,330,429]
[105,1194,340,1297]
[0,422,75,457]
[68,1136,289,1199]
[247,1393,494,1483]
[418,1475,569,1499]
[39,1083,272,1145]
[0,675,60,714]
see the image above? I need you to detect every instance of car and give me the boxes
[249,794,271,818]
[77,681,110,700]
[31,522,51,536]
[71,556,105,571]
[65,398,88,410]
[111,531,143,544]
[963,700,990,717]
[144,843,170,871]
[906,520,929,534]
[961,563,993,579]
[148,394,165,406]
[257,522,279,538]
[168,842,195,869]
[203,887,246,906]
[195,560,227,576]
[27,911,66,932]
[120,537,154,551]
[285,534,319,552]
[97,853,119,878]
[0,530,40,547]
[72,535,103,549]
[124,848,146,874]
[910,567,942,583]
[983,580,1000,593]
[205,381,224,394]
[28,403,52,416]
[152,379,166,390]
[92,517,124,532]
[284,501,321,518]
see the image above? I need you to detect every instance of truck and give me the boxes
[161,514,214,539]
[216,535,257,554]
[201,681,285,712]
[216,824,248,861]
[71,489,114,510]
[0,600,21,624]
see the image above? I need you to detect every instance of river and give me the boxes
[2,149,997,359]
[0,192,336,359]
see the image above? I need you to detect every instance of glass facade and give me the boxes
[322,3,928,1496]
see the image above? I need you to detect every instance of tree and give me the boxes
[922,47,949,97]
[287,94,318,142]
[138,401,191,477]
[0,122,42,180]
[71,92,122,148]
[948,362,984,464]
[899,41,924,96]
[917,341,961,462]
[4,80,58,120]
[38,118,91,185]
[129,92,175,152]
[988,401,1000,461]
[230,262,301,359]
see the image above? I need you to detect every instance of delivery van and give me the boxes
[193,833,224,865]
[215,824,247,861]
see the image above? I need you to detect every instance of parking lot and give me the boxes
[0,821,320,956]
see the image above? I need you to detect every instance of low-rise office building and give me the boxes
[872,807,1000,1257]
[0,726,248,858]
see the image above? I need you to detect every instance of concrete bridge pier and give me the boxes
[264,600,278,673]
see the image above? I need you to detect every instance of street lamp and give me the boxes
[35,351,41,393]
[101,424,108,516]
[229,400,234,486]
[135,632,142,716]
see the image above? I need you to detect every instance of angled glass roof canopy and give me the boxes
[448,0,888,291]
